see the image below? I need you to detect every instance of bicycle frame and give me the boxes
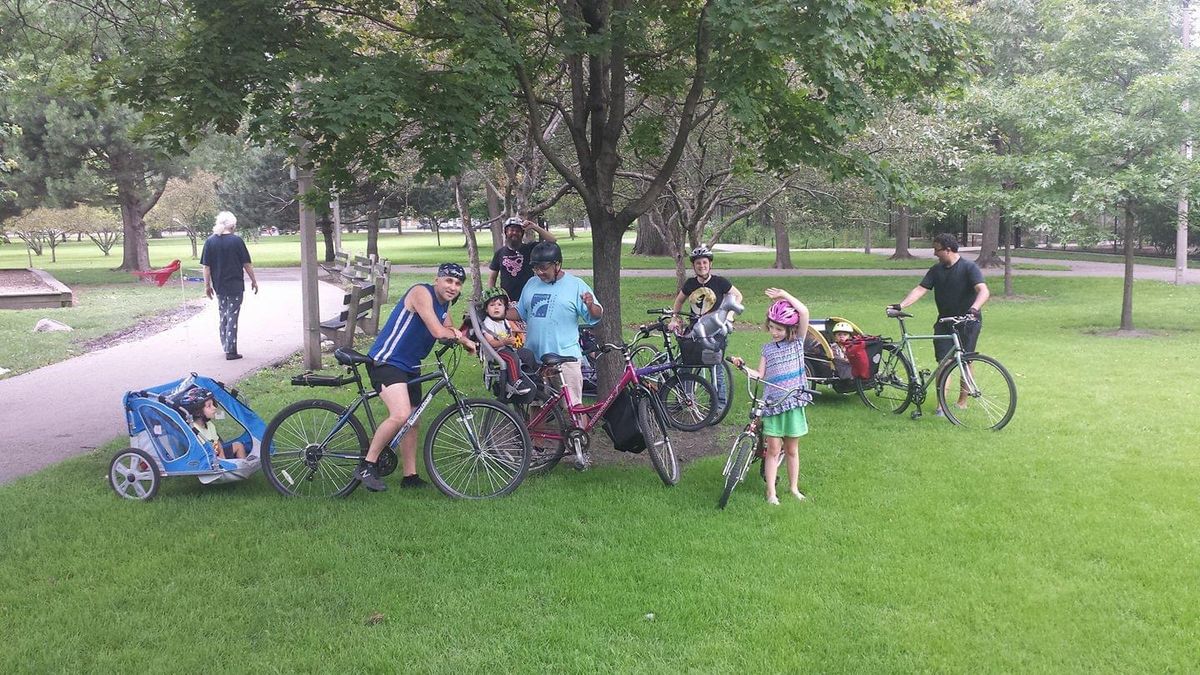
[889,314,972,401]
[526,349,645,440]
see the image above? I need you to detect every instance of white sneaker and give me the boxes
[766,495,780,506]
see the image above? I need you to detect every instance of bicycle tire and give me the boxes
[630,344,669,386]
[635,389,679,486]
[424,399,531,499]
[719,433,756,509]
[936,353,1017,431]
[684,361,735,425]
[516,399,569,474]
[856,344,915,414]
[658,372,719,431]
[262,399,368,498]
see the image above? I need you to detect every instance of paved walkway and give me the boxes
[0,269,344,484]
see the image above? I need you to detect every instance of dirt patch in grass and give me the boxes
[1084,328,1165,339]
[82,299,207,350]
[0,269,51,293]
[562,425,732,471]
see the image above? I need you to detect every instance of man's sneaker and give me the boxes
[399,473,428,489]
[354,463,387,492]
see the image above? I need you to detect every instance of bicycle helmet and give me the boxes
[482,286,509,306]
[437,262,466,281]
[767,300,800,326]
[174,386,214,415]
[689,245,714,262]
[832,321,854,334]
[530,241,563,266]
[503,216,524,233]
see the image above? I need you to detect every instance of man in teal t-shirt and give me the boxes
[516,242,603,404]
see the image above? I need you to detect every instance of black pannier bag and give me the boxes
[679,333,726,366]
[602,389,646,453]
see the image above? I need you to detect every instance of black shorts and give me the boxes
[933,318,981,363]
[366,363,422,403]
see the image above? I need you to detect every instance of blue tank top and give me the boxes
[368,284,449,373]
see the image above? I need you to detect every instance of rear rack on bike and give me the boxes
[290,372,355,387]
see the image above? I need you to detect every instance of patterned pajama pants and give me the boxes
[217,292,243,355]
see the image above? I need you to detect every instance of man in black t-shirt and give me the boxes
[892,233,990,408]
[668,245,743,331]
[488,216,557,302]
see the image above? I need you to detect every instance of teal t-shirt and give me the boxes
[516,272,601,359]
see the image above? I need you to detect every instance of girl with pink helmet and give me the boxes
[730,288,812,505]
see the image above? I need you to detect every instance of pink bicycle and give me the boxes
[519,341,679,485]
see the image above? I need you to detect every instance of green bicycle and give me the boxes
[856,309,1017,430]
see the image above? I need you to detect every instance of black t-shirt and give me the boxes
[680,274,734,315]
[489,241,539,301]
[200,234,252,295]
[919,257,985,318]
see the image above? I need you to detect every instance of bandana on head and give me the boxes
[437,262,466,281]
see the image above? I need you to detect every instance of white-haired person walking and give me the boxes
[200,211,259,360]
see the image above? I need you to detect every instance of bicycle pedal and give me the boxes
[910,410,922,420]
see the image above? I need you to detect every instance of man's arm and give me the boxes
[202,265,214,299]
[488,270,499,288]
[525,219,556,243]
[243,263,259,294]
[970,282,990,314]
[667,290,687,330]
[896,285,929,309]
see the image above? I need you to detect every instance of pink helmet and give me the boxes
[767,300,800,326]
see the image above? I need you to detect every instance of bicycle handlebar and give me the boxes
[725,356,819,398]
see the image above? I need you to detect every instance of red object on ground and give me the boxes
[131,259,181,287]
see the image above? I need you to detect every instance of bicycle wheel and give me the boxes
[424,399,531,499]
[630,344,669,385]
[719,433,756,509]
[635,389,679,486]
[856,344,915,414]
[658,372,718,431]
[516,399,569,474]
[262,399,368,498]
[686,361,735,424]
[936,353,1017,431]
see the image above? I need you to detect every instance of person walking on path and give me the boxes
[353,263,477,492]
[201,211,258,360]
[488,216,557,302]
[891,232,990,410]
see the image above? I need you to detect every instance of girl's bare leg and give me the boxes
[784,437,804,500]
[763,436,782,504]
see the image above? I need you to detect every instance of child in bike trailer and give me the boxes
[176,386,247,461]
[730,288,812,505]
[480,287,537,398]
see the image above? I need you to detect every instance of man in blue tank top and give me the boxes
[354,263,476,492]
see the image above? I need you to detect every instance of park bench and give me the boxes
[321,251,350,276]
[320,281,376,350]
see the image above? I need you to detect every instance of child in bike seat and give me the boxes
[830,321,855,380]
[176,387,247,461]
[729,288,812,505]
[481,287,538,398]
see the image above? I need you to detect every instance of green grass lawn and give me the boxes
[0,282,204,379]
[2,274,1198,670]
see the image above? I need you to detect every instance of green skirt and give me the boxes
[762,406,808,438]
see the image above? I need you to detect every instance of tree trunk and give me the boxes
[366,203,380,258]
[1120,203,1135,331]
[117,192,151,272]
[960,212,969,246]
[1003,221,1014,297]
[454,177,484,301]
[632,213,672,256]
[486,181,503,250]
[190,234,198,259]
[589,213,627,395]
[890,204,916,260]
[976,206,1002,267]
[771,204,793,269]
[319,214,334,262]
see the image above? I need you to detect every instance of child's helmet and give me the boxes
[767,300,800,326]
[832,321,854,334]
[174,386,213,415]
[482,287,509,306]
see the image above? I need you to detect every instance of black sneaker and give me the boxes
[354,463,387,492]
[226,353,244,361]
[399,473,428,489]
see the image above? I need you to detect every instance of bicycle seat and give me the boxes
[334,348,374,366]
[540,353,578,366]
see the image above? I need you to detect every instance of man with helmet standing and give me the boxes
[353,263,477,492]
[488,216,558,303]
[515,241,603,410]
